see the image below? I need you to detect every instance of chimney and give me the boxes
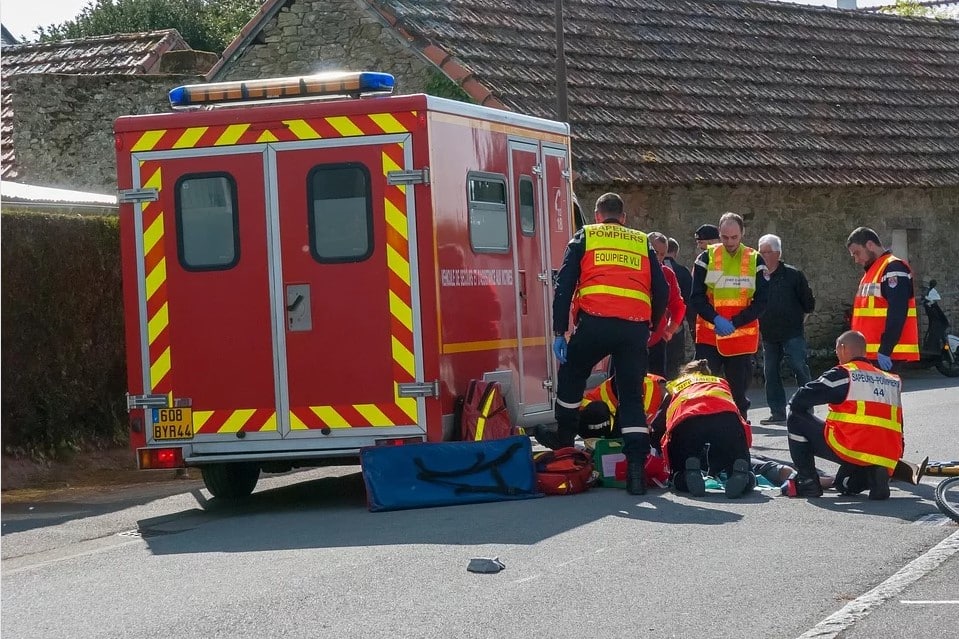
[837,0,858,8]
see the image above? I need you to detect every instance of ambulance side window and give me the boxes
[519,176,535,236]
[175,173,239,271]
[308,163,373,263]
[467,173,509,253]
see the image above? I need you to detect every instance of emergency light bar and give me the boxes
[168,71,395,108]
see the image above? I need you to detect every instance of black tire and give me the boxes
[934,476,959,523]
[201,462,260,500]
[935,351,959,377]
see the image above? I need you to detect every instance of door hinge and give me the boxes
[532,164,543,176]
[397,381,439,398]
[118,188,159,204]
[387,168,430,186]
[127,393,170,410]
[542,379,554,390]
[561,169,571,179]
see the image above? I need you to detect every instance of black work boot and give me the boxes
[782,473,823,498]
[867,465,891,501]
[834,464,869,496]
[724,458,751,499]
[684,457,706,497]
[626,459,646,495]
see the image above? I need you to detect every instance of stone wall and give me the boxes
[8,73,202,193]
[217,0,435,94]
[576,184,959,350]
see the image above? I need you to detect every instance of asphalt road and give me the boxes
[2,371,957,639]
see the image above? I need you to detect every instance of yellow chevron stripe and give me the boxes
[150,346,171,389]
[172,127,208,149]
[132,130,166,152]
[386,244,411,285]
[355,404,393,426]
[143,166,162,189]
[396,394,418,422]
[145,258,167,300]
[381,149,402,174]
[391,335,415,377]
[290,411,309,431]
[218,409,256,434]
[369,113,409,134]
[256,130,279,143]
[258,413,278,432]
[284,119,321,140]
[193,411,212,430]
[385,199,408,240]
[389,290,413,332]
[143,213,164,254]
[214,124,250,146]
[148,302,168,343]
[327,116,363,137]
[310,406,350,428]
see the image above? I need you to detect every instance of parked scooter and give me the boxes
[920,280,959,377]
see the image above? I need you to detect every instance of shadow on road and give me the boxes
[139,472,747,555]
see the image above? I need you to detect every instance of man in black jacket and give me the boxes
[757,234,815,425]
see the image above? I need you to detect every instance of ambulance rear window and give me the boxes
[519,176,536,236]
[175,174,239,271]
[467,174,509,253]
[308,164,373,263]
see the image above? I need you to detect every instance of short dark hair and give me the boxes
[718,212,744,232]
[846,226,882,248]
[666,237,679,254]
[595,193,624,218]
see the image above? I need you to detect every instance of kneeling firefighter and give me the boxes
[784,329,904,499]
[648,359,754,498]
[576,373,668,440]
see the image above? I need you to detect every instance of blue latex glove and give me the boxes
[552,336,568,364]
[713,316,735,337]
[877,353,893,371]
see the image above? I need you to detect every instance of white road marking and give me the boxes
[796,528,959,639]
[2,536,142,576]
[912,513,957,526]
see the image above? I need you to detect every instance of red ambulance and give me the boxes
[115,72,577,498]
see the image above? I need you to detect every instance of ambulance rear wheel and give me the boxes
[201,462,260,500]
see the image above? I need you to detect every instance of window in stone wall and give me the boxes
[175,173,240,270]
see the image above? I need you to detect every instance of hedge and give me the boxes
[1,211,127,458]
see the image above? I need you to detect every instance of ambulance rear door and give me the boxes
[269,134,425,439]
[129,149,282,444]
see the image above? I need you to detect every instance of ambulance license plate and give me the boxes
[152,407,194,440]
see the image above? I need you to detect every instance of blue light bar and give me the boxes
[168,71,396,108]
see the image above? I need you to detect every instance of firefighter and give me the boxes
[551,192,668,495]
[784,330,904,499]
[576,374,668,440]
[845,227,919,370]
[646,359,753,498]
[690,212,768,419]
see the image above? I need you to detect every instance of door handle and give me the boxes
[287,294,304,312]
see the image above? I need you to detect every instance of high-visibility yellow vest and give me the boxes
[573,223,653,322]
[851,253,919,361]
[695,244,760,356]
[825,360,904,473]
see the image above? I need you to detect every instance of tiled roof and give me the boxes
[369,0,959,187]
[1,30,191,181]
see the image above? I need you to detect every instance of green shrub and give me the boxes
[1,212,127,459]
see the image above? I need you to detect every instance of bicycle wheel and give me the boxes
[934,476,959,523]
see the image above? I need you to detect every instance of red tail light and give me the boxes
[138,447,185,469]
[374,436,424,447]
